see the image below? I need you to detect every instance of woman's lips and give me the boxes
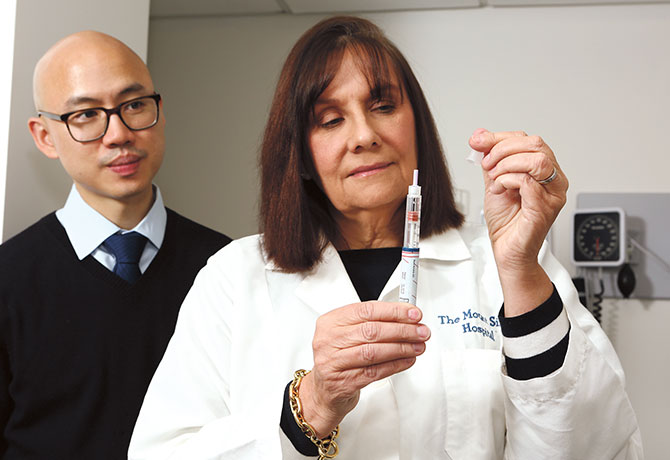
[348,162,392,178]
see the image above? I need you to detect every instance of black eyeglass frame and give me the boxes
[38,93,162,143]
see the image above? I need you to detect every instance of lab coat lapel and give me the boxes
[292,229,471,315]
[379,228,472,300]
[388,229,471,460]
[286,229,473,459]
[419,228,472,262]
[294,244,360,316]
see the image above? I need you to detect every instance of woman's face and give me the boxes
[308,52,418,220]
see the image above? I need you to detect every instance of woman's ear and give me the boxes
[28,116,59,159]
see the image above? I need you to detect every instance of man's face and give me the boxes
[34,38,165,209]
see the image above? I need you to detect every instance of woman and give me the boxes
[129,16,642,460]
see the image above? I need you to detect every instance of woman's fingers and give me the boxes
[318,339,426,373]
[329,341,426,370]
[328,300,423,327]
[483,134,553,165]
[311,302,430,391]
[321,320,430,350]
[469,129,567,195]
[306,300,430,434]
[469,129,527,150]
[486,151,554,182]
[312,351,420,401]
[352,355,418,384]
[470,130,556,174]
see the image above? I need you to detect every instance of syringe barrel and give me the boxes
[399,193,421,304]
[403,194,421,248]
[399,248,419,304]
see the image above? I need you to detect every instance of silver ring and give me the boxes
[537,166,557,185]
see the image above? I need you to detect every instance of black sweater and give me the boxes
[0,210,230,459]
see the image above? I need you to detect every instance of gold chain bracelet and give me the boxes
[289,369,340,460]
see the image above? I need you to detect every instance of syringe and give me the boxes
[399,169,421,304]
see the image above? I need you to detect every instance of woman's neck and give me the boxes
[332,205,404,250]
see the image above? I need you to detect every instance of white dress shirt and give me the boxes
[55,185,167,273]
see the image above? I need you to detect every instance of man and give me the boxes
[0,31,231,458]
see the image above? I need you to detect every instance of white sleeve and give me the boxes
[128,246,283,460]
[501,243,644,459]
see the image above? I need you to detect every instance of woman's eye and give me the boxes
[374,103,396,113]
[320,117,343,128]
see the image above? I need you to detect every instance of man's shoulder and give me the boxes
[0,213,62,258]
[165,208,232,248]
[0,213,67,285]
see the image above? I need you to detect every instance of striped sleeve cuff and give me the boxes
[499,285,570,381]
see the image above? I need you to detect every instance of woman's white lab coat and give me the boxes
[129,224,643,460]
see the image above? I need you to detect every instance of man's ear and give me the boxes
[28,117,59,159]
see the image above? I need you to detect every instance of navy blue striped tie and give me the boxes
[104,232,147,284]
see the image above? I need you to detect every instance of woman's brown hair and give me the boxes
[260,16,464,273]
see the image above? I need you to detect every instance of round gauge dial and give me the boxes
[573,211,622,264]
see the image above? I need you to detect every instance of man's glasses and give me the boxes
[38,94,161,143]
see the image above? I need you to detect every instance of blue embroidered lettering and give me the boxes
[462,322,496,341]
[438,315,459,325]
[463,309,488,325]
[489,315,500,328]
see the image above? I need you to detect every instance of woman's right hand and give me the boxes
[298,301,430,438]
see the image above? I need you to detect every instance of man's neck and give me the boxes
[75,185,155,230]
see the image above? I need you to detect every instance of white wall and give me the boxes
[1,0,151,242]
[149,6,670,458]
[0,0,17,242]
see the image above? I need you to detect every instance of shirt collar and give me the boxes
[55,185,167,260]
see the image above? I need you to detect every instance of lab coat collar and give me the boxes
[419,227,472,262]
[265,227,473,316]
[262,226,472,270]
[294,244,360,316]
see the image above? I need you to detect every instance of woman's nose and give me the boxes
[347,115,382,153]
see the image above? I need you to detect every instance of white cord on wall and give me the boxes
[629,237,670,272]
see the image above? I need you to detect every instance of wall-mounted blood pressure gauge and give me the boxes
[572,208,625,267]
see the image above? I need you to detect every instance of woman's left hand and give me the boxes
[469,128,568,315]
